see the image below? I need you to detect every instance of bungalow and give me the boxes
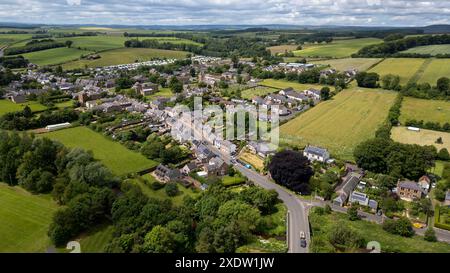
[305,89,321,100]
[303,145,330,163]
[278,87,294,96]
[349,191,378,210]
[397,180,424,201]
[266,94,286,104]
[154,164,181,183]
[285,90,308,102]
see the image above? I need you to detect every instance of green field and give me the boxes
[241,86,279,99]
[19,47,92,66]
[0,99,47,116]
[418,59,450,84]
[293,38,382,58]
[280,87,397,160]
[63,48,188,69]
[0,33,33,47]
[309,210,450,253]
[312,58,383,72]
[369,58,426,84]
[131,174,200,206]
[259,79,324,92]
[268,44,298,55]
[402,45,450,56]
[56,35,129,51]
[76,225,114,253]
[391,126,450,151]
[400,97,450,124]
[43,126,158,175]
[145,87,173,100]
[0,184,57,253]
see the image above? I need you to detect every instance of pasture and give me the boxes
[0,184,57,253]
[369,58,426,84]
[391,126,450,151]
[293,38,382,58]
[280,87,397,160]
[418,59,450,84]
[0,99,47,116]
[399,97,450,124]
[0,33,33,47]
[19,47,92,66]
[312,58,383,72]
[43,126,158,176]
[55,35,129,51]
[63,48,188,69]
[259,79,324,92]
[402,44,450,56]
[268,45,299,55]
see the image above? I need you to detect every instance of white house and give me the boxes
[303,145,330,163]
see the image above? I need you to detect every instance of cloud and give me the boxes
[0,0,449,26]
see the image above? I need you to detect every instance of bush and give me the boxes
[382,217,415,237]
[165,182,179,197]
[151,181,165,191]
[424,228,437,242]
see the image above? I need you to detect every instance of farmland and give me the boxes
[418,59,450,84]
[280,87,397,160]
[268,44,299,55]
[293,38,382,58]
[402,44,450,56]
[42,126,158,176]
[19,47,92,66]
[0,33,33,47]
[259,79,324,92]
[391,126,450,151]
[0,99,47,116]
[62,48,188,69]
[312,58,383,72]
[369,58,426,84]
[399,97,450,124]
[0,184,57,253]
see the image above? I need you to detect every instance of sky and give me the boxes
[0,0,450,26]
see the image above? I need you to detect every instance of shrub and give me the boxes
[151,181,165,191]
[382,217,415,237]
[165,182,179,197]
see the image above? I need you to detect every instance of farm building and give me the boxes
[45,122,71,132]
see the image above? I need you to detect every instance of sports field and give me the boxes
[369,58,426,84]
[62,48,188,69]
[0,184,57,253]
[259,79,324,92]
[0,99,47,116]
[402,44,450,56]
[43,126,158,175]
[19,47,92,66]
[312,58,383,72]
[418,59,450,84]
[280,87,397,160]
[391,126,450,151]
[399,97,450,124]
[293,38,382,58]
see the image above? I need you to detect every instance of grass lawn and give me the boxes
[241,86,279,100]
[418,59,450,84]
[0,183,58,253]
[131,175,200,206]
[18,47,92,66]
[391,126,450,151]
[402,45,450,56]
[55,100,75,109]
[145,87,173,100]
[63,48,188,69]
[293,38,382,58]
[42,126,158,176]
[399,97,450,124]
[280,87,397,160]
[369,58,426,84]
[312,58,383,72]
[0,99,47,116]
[239,151,265,171]
[221,175,246,187]
[259,79,325,92]
[430,161,448,177]
[309,210,450,253]
[75,224,114,253]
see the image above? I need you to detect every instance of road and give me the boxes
[177,117,310,253]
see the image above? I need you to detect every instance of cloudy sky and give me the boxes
[1,0,450,26]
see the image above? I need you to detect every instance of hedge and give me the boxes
[434,205,450,231]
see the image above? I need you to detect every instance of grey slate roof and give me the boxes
[304,145,329,157]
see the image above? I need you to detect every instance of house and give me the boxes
[267,94,286,104]
[247,141,277,158]
[251,96,264,105]
[397,180,424,201]
[283,90,308,102]
[349,191,369,206]
[154,164,181,183]
[305,89,321,100]
[10,93,26,103]
[333,174,361,206]
[418,175,431,193]
[274,105,290,116]
[150,98,169,110]
[133,82,159,96]
[215,139,236,155]
[205,156,228,176]
[303,145,330,163]
[195,144,214,162]
[181,162,198,175]
[278,87,294,96]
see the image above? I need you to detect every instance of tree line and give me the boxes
[4,39,66,56]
